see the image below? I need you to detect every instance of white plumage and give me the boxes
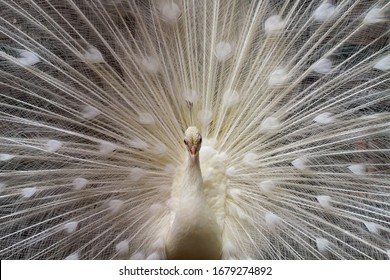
[0,0,389,260]
[166,127,222,259]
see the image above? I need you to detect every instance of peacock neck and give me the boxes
[180,155,204,199]
[166,150,222,259]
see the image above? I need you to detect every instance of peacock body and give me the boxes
[0,0,389,260]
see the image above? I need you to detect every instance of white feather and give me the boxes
[214,42,234,62]
[159,2,181,23]
[0,154,15,161]
[72,177,88,190]
[65,253,79,260]
[45,139,63,152]
[311,58,333,74]
[316,238,331,253]
[264,15,285,34]
[21,187,37,198]
[363,8,385,24]
[16,50,40,66]
[63,221,79,234]
[374,55,390,71]
[313,2,336,22]
[83,46,105,63]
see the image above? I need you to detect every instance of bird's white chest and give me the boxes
[166,197,222,259]
[165,160,222,259]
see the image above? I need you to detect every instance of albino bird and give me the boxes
[166,127,222,259]
[0,0,389,260]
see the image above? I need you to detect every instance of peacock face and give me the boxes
[184,127,202,162]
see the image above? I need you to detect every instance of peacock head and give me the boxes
[184,126,202,163]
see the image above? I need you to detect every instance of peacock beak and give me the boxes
[190,146,197,162]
